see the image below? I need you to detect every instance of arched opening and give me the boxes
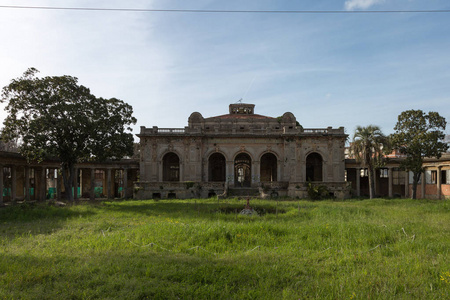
[208,153,226,182]
[260,153,277,182]
[163,152,180,181]
[234,153,251,187]
[306,152,323,182]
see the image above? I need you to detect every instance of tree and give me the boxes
[391,110,448,199]
[350,125,388,199]
[0,68,137,202]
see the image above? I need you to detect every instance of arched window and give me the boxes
[163,152,180,181]
[306,152,323,182]
[260,153,277,182]
[209,153,226,182]
[234,153,251,187]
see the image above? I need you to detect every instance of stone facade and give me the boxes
[1,103,449,202]
[135,103,348,199]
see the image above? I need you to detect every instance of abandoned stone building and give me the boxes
[1,103,449,203]
[135,103,348,199]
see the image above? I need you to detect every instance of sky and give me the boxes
[0,0,449,140]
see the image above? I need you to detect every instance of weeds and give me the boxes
[0,198,449,299]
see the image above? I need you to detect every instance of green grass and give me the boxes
[0,198,449,299]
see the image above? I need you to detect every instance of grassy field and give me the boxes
[0,198,449,299]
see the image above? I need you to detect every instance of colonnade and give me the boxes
[348,166,450,199]
[0,160,139,204]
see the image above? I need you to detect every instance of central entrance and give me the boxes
[234,153,252,187]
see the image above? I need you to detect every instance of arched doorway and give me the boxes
[260,153,277,182]
[234,153,251,187]
[209,153,226,182]
[306,152,323,182]
[163,152,180,181]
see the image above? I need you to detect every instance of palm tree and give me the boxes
[350,125,388,199]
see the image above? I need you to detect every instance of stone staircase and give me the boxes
[227,188,260,198]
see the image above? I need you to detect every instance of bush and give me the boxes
[307,182,329,200]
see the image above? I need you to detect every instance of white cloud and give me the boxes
[344,0,385,10]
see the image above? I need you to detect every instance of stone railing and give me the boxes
[303,129,328,134]
[260,181,289,190]
[139,125,345,136]
[135,181,225,190]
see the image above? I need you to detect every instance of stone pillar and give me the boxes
[90,168,95,201]
[437,166,442,200]
[123,168,128,199]
[356,168,361,197]
[40,167,46,201]
[0,165,3,205]
[179,162,184,182]
[405,171,409,198]
[388,167,393,198]
[421,171,426,199]
[11,165,17,202]
[373,169,378,197]
[226,160,234,187]
[79,169,83,198]
[56,170,62,201]
[73,167,78,201]
[252,161,260,186]
[107,168,112,199]
[25,166,30,202]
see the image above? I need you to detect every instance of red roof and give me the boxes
[206,114,276,120]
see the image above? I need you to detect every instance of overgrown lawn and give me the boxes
[0,198,449,299]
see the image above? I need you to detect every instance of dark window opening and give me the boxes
[442,170,449,184]
[163,152,180,181]
[260,153,277,182]
[209,153,226,182]
[306,152,323,182]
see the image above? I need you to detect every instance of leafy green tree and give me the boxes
[350,125,388,199]
[0,68,137,202]
[391,110,448,199]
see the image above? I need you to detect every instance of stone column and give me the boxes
[388,167,393,198]
[158,161,163,182]
[73,167,78,201]
[421,171,426,199]
[90,168,95,201]
[405,171,409,198]
[373,169,378,197]
[252,161,260,186]
[226,160,234,187]
[40,167,46,201]
[437,166,442,200]
[0,165,3,205]
[123,168,128,199]
[356,168,361,197]
[107,168,112,199]
[11,166,17,202]
[79,169,83,198]
[25,166,30,202]
[56,170,62,201]
[179,161,184,182]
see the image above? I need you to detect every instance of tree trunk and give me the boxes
[411,172,420,199]
[61,162,75,202]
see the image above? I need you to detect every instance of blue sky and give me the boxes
[1,0,449,139]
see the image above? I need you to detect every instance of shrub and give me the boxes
[307,182,329,200]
